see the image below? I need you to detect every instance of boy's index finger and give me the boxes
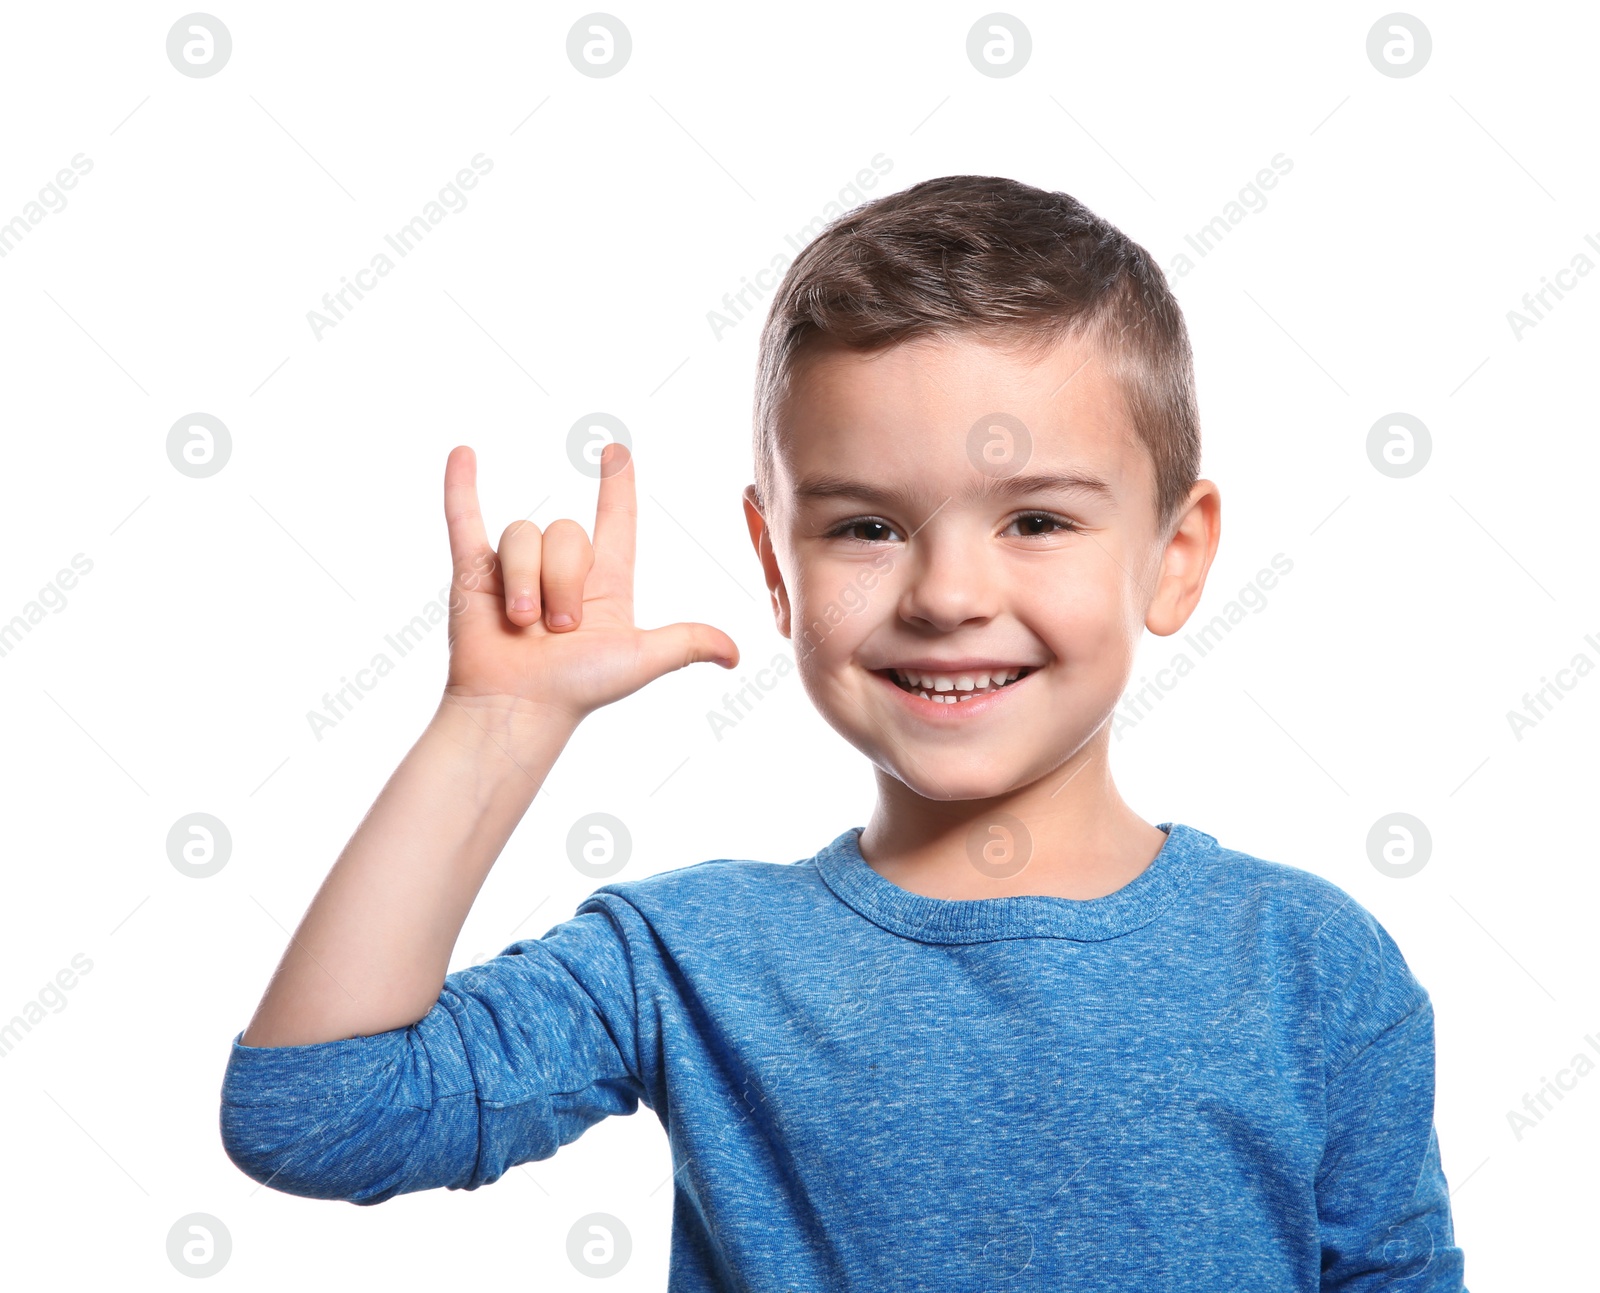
[588,441,637,603]
[443,445,493,571]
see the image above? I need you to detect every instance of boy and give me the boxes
[222,176,1467,1290]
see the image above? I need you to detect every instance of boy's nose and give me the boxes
[896,536,1000,632]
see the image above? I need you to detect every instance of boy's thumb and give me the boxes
[637,623,740,677]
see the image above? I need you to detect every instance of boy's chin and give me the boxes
[878,755,1039,805]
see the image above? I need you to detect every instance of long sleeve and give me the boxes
[219,902,647,1205]
[1313,905,1467,1290]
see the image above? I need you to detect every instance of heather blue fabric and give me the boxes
[220,823,1467,1290]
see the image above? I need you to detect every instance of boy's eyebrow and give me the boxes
[794,470,1116,505]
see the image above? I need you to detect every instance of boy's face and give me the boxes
[744,330,1217,803]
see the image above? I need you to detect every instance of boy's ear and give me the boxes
[1146,480,1222,637]
[742,484,792,639]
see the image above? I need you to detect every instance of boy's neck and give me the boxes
[857,740,1168,902]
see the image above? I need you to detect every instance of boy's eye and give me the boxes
[1007,512,1079,537]
[827,514,1078,542]
[829,518,902,543]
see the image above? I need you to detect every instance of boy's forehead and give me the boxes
[776,331,1143,489]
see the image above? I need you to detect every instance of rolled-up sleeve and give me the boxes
[220,901,647,1205]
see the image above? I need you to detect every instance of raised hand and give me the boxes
[442,442,738,722]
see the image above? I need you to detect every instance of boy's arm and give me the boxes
[223,442,734,1201]
[222,900,652,1203]
[240,441,736,1049]
[240,694,574,1046]
[1314,909,1467,1291]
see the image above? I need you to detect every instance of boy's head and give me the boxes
[742,175,1221,804]
[752,175,1201,539]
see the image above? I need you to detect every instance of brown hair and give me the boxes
[751,175,1201,535]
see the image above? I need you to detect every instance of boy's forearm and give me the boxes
[240,695,579,1048]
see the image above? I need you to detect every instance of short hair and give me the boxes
[751,175,1201,536]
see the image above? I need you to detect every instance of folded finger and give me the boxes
[539,518,594,630]
[497,519,543,625]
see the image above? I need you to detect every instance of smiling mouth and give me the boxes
[880,666,1036,704]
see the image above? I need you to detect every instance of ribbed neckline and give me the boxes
[813,821,1214,944]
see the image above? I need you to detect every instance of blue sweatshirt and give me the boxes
[220,823,1467,1290]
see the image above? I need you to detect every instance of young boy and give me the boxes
[221,176,1467,1290]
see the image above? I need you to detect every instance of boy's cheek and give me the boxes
[1042,605,1145,686]
[1019,572,1121,630]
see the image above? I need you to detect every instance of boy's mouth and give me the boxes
[879,665,1036,704]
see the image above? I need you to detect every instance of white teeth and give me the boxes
[891,667,1030,697]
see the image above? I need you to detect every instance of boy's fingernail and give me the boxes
[511,595,534,612]
[548,612,573,627]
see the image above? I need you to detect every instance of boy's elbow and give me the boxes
[218,1033,483,1204]
[216,1003,529,1203]
[219,1096,413,1204]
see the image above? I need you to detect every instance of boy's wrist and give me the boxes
[430,690,582,776]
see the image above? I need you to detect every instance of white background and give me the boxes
[1,1,1594,1287]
